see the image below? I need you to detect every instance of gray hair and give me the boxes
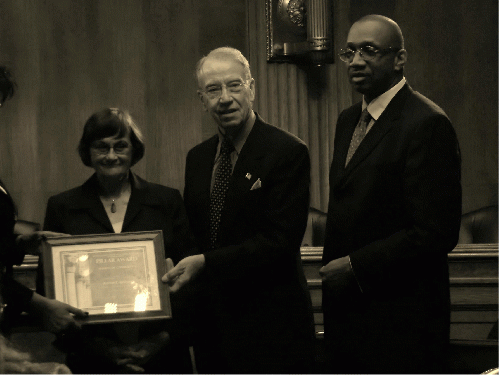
[195,47,252,86]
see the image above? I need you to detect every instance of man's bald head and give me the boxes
[353,15,404,50]
[345,15,407,102]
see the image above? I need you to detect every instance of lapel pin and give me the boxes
[245,173,252,180]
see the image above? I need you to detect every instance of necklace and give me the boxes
[99,180,131,214]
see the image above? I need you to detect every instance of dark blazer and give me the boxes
[38,172,197,373]
[0,179,33,329]
[0,179,23,266]
[184,114,315,373]
[322,84,462,373]
[41,173,196,262]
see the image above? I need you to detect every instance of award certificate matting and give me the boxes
[43,231,171,324]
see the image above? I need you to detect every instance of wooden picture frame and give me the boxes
[42,230,171,324]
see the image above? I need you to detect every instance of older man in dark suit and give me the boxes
[320,15,462,374]
[163,47,315,373]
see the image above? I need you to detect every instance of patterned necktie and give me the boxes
[345,109,372,166]
[209,138,235,249]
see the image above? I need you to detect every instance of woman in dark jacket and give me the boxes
[37,108,197,373]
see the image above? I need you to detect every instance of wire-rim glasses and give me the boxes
[90,140,131,155]
[338,46,400,63]
[201,80,249,100]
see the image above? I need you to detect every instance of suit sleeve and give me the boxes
[203,141,311,283]
[349,114,462,293]
[36,196,63,295]
[0,192,25,267]
[0,189,34,315]
[1,274,34,315]
[169,189,198,263]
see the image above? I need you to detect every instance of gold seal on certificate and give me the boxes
[43,231,171,324]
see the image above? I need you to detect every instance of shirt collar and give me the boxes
[217,111,256,154]
[362,77,406,120]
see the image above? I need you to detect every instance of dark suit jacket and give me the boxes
[322,84,462,373]
[37,172,197,373]
[184,114,315,373]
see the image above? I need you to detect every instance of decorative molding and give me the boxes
[13,254,38,271]
[301,244,499,261]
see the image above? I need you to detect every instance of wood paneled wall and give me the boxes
[248,0,353,211]
[0,0,247,224]
[0,0,496,223]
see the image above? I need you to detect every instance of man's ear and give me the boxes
[394,49,407,72]
[248,78,255,102]
[197,90,208,111]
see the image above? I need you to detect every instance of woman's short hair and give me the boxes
[0,66,15,104]
[78,108,145,167]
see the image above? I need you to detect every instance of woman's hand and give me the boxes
[16,231,70,256]
[29,293,88,333]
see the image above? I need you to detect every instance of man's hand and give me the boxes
[106,344,147,374]
[16,231,70,256]
[95,331,170,373]
[94,337,146,374]
[319,255,354,290]
[29,293,88,333]
[162,254,205,292]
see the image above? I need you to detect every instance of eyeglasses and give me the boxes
[201,81,248,99]
[338,46,400,63]
[91,141,131,155]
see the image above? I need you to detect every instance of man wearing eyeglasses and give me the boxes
[163,47,315,373]
[320,15,462,373]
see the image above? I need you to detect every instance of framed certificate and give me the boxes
[42,231,171,324]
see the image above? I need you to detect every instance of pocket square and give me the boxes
[250,178,262,190]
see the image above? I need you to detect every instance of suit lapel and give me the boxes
[187,135,218,246]
[221,118,266,228]
[335,85,411,189]
[70,174,114,232]
[335,104,363,171]
[329,103,361,188]
[122,173,160,231]
[198,136,219,223]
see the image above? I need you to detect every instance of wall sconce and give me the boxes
[266,0,333,65]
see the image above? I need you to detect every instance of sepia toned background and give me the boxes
[0,0,496,225]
